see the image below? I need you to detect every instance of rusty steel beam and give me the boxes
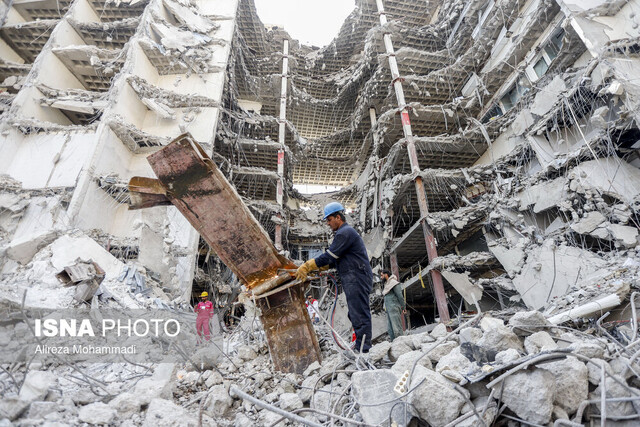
[257,283,322,374]
[128,134,320,374]
[140,134,295,288]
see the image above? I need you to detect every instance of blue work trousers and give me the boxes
[341,271,372,352]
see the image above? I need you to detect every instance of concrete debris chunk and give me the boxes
[143,398,198,427]
[479,317,504,332]
[236,344,258,361]
[26,401,59,420]
[538,356,588,414]
[421,340,458,362]
[524,331,558,354]
[205,384,233,415]
[609,223,639,248]
[19,371,56,402]
[570,211,606,234]
[590,376,640,417]
[0,398,31,421]
[477,324,524,353]
[278,392,303,411]
[352,369,412,426]
[389,340,413,362]
[430,323,448,338]
[586,358,611,385]
[78,402,117,425]
[495,369,555,425]
[494,348,520,365]
[391,350,432,375]
[458,327,483,344]
[508,310,552,335]
[457,396,498,427]
[297,374,320,403]
[567,340,606,359]
[409,366,468,426]
[435,346,477,375]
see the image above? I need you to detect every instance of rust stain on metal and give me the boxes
[128,177,172,210]
[257,283,322,374]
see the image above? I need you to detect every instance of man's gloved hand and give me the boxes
[296,259,318,281]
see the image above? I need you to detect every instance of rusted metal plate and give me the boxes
[257,283,322,374]
[143,134,295,288]
[128,177,172,210]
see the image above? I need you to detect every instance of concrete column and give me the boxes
[375,0,450,323]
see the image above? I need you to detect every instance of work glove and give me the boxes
[296,259,318,281]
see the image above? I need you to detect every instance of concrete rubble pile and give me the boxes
[5,304,640,426]
[2,0,640,425]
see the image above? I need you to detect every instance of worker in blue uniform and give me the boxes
[296,202,373,353]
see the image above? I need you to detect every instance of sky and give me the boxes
[254,0,356,47]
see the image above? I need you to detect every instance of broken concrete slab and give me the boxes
[609,224,639,248]
[487,241,525,278]
[570,211,606,234]
[530,75,567,117]
[569,157,640,205]
[352,369,411,426]
[50,234,125,282]
[517,177,568,213]
[441,270,483,306]
[5,230,58,265]
[512,240,608,310]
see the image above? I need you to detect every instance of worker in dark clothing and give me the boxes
[297,202,373,353]
[380,269,406,341]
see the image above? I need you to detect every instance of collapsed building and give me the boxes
[2,0,640,425]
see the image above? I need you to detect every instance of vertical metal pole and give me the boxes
[375,0,450,323]
[275,40,289,250]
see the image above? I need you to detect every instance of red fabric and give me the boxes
[195,301,213,318]
[196,315,210,341]
[195,301,213,341]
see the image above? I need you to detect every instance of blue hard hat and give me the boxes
[323,202,345,220]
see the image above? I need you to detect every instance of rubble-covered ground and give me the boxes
[4,288,640,426]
